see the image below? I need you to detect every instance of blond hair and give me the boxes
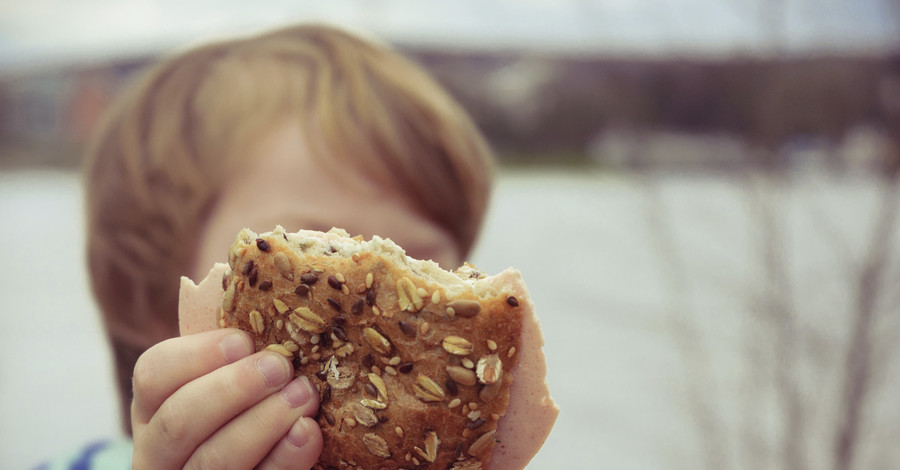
[84,24,495,432]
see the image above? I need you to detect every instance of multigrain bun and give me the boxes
[179,227,557,469]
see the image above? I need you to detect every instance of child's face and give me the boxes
[191,120,460,281]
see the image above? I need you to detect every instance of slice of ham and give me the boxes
[179,263,558,469]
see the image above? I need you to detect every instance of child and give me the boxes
[77,23,495,469]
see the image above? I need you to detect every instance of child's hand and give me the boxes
[131,329,322,469]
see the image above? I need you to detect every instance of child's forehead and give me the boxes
[191,121,459,279]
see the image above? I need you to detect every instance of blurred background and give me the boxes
[2,0,900,469]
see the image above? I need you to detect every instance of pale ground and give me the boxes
[1,168,899,469]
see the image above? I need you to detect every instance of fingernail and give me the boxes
[281,376,314,408]
[256,353,289,387]
[286,417,314,448]
[219,333,252,363]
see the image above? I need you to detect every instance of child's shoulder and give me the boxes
[35,439,132,470]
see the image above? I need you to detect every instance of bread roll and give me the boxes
[179,227,557,469]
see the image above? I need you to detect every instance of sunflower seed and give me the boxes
[273,252,293,280]
[265,344,292,357]
[423,431,439,462]
[446,366,477,386]
[479,382,500,402]
[272,298,290,314]
[368,373,388,400]
[222,283,236,312]
[249,310,265,334]
[446,299,481,318]
[467,430,496,457]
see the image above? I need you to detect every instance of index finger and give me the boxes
[131,328,254,425]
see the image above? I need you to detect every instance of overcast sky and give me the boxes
[0,0,898,70]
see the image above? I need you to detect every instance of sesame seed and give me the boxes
[507,346,517,358]
[335,273,346,283]
[365,272,374,289]
[487,340,498,351]
[448,398,462,408]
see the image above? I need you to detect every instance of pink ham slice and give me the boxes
[179,263,558,469]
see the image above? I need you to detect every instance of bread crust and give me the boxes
[220,227,524,469]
